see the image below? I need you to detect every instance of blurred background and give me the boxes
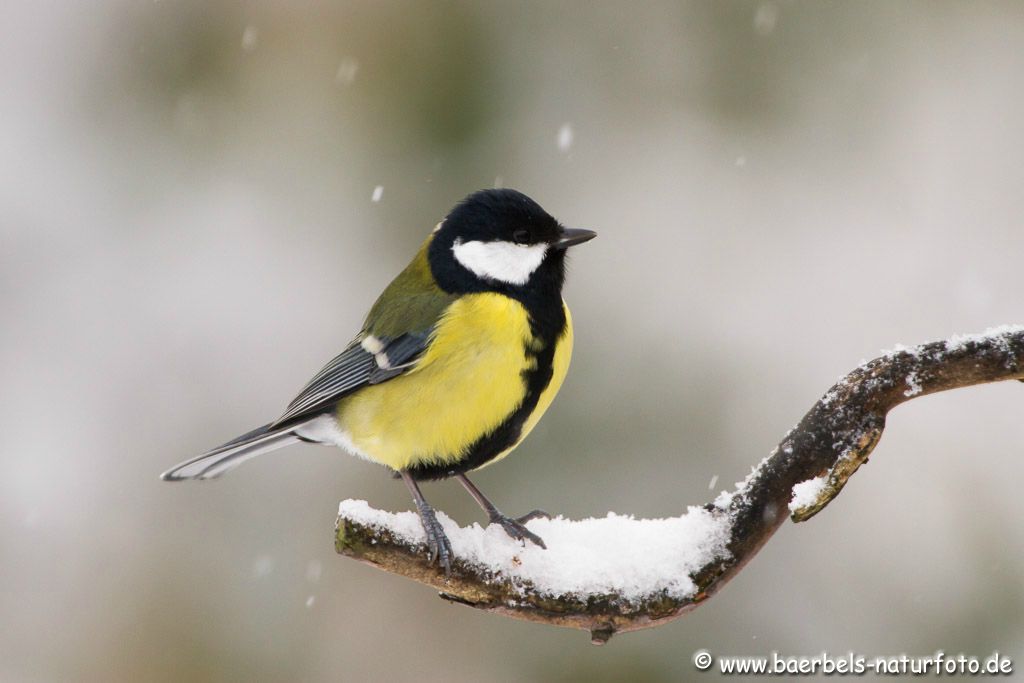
[2,1,1023,681]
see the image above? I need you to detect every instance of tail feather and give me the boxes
[161,422,303,481]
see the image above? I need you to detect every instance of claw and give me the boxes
[416,501,454,577]
[515,509,551,524]
[453,474,551,550]
[490,513,546,550]
[400,470,455,577]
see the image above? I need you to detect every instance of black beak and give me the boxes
[553,228,597,250]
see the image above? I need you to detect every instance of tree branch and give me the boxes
[335,326,1024,644]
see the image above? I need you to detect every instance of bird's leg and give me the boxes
[399,470,453,576]
[455,473,549,549]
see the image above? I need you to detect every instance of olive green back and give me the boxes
[364,236,456,339]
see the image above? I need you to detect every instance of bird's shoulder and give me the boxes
[363,237,457,340]
[271,238,452,426]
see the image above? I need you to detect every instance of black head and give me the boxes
[428,189,595,299]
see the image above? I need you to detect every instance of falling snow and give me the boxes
[371,185,384,202]
[251,555,275,578]
[241,26,259,51]
[754,3,779,35]
[335,58,359,86]
[557,123,574,152]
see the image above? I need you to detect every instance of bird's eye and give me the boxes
[512,229,530,244]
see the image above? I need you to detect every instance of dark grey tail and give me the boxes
[161,422,304,481]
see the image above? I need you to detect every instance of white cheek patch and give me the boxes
[452,239,548,285]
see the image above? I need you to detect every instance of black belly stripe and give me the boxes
[406,308,564,481]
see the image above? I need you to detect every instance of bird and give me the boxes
[161,188,596,574]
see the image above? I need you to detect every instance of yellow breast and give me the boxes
[335,293,573,472]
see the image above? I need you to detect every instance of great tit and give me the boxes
[161,189,595,573]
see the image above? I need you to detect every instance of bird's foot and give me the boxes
[414,501,454,577]
[489,511,547,549]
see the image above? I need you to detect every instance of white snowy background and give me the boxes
[2,2,1022,681]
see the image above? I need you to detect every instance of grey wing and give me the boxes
[366,331,430,384]
[270,332,430,427]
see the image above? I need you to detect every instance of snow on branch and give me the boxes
[335,325,1024,644]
